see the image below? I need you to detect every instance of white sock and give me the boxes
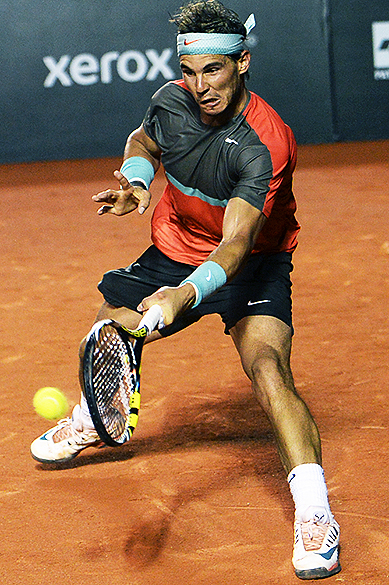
[288,463,332,522]
[72,396,96,431]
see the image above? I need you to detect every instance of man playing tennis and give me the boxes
[31,0,340,579]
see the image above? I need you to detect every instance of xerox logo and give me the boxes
[43,48,176,87]
[372,22,389,80]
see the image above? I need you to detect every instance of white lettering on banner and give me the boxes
[69,54,99,85]
[43,48,175,87]
[372,22,389,80]
[117,51,148,82]
[43,55,72,87]
[100,51,120,83]
[145,49,176,80]
[374,69,389,80]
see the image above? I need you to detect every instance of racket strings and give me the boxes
[92,327,137,440]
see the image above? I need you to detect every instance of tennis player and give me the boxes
[31,1,340,579]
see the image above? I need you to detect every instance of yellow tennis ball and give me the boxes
[33,387,69,420]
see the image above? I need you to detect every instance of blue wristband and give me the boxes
[120,156,155,190]
[181,261,227,308]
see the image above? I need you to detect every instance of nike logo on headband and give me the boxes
[184,39,201,45]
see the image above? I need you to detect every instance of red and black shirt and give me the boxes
[143,80,300,265]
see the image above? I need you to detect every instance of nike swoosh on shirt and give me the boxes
[225,137,239,145]
[247,299,271,305]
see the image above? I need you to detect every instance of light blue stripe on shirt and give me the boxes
[166,172,228,207]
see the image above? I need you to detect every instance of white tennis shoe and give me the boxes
[293,507,341,580]
[31,404,101,463]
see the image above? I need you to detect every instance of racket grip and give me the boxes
[138,304,164,334]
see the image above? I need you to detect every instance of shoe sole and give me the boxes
[30,449,80,464]
[295,561,341,580]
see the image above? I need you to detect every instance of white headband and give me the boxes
[177,13,256,56]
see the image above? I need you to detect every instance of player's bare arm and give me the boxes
[207,197,266,278]
[139,197,266,324]
[123,124,162,168]
[92,125,161,216]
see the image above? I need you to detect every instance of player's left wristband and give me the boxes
[180,261,227,308]
[120,156,155,190]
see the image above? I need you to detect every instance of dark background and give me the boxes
[1,0,388,163]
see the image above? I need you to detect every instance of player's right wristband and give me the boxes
[120,156,155,190]
[180,261,227,308]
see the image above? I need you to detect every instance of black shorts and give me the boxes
[98,245,294,336]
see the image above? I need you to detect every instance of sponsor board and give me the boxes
[372,22,389,80]
[43,48,176,87]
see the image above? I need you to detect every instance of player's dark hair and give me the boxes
[170,0,246,38]
[171,0,250,79]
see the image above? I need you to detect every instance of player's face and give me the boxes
[180,52,250,126]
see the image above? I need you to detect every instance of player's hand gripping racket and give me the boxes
[83,305,163,447]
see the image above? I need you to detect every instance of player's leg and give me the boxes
[30,246,193,464]
[30,305,107,464]
[230,314,320,472]
[230,315,340,580]
[30,302,163,464]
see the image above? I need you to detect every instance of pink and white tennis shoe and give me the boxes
[292,507,341,580]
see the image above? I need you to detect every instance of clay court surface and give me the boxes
[1,140,388,584]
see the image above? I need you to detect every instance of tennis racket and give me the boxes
[83,305,163,447]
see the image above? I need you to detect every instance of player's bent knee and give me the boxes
[242,343,284,381]
[246,349,294,401]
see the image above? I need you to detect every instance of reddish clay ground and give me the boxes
[1,140,388,585]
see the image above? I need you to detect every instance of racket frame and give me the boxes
[83,305,163,447]
[83,319,146,447]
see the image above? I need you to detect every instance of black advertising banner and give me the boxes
[0,0,334,162]
[0,1,182,162]
[329,0,389,142]
[226,0,334,145]
[0,0,387,163]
